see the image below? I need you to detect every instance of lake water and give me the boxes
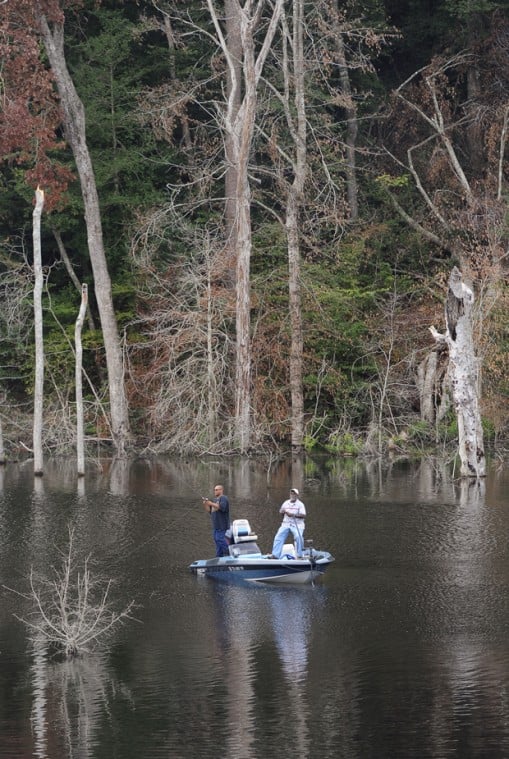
[1,455,509,758]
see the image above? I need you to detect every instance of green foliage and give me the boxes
[482,417,496,443]
[51,4,175,279]
[303,435,319,454]
[324,431,363,456]
[375,173,410,189]
[443,0,505,17]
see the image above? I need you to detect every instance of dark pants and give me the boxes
[213,529,229,557]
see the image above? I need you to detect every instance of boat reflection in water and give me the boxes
[209,579,325,758]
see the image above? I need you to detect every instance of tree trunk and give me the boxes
[0,412,4,465]
[465,12,484,175]
[33,187,45,476]
[224,0,243,283]
[75,284,87,477]
[333,10,358,221]
[53,229,96,331]
[205,253,218,441]
[416,346,449,426]
[430,267,485,478]
[38,15,130,456]
[206,0,284,452]
[285,0,306,451]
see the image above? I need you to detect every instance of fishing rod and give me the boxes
[98,495,206,567]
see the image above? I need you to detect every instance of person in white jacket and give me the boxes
[269,488,306,558]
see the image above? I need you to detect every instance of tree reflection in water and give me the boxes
[30,635,131,759]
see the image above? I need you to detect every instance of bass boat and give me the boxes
[189,519,334,585]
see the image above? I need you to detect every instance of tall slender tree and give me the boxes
[205,0,284,452]
[38,9,130,455]
[32,187,45,476]
[0,0,130,455]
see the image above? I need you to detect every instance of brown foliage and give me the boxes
[0,0,79,209]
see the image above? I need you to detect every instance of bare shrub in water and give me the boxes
[5,527,136,658]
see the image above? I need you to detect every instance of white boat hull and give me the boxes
[189,551,334,585]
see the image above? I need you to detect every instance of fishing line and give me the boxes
[89,498,205,568]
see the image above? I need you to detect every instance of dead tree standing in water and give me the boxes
[430,267,485,478]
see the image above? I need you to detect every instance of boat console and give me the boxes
[229,519,261,557]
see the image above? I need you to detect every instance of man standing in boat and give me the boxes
[269,488,306,559]
[202,485,230,557]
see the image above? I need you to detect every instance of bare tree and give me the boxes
[206,0,284,452]
[430,267,485,478]
[33,187,45,476]
[75,284,88,477]
[386,53,508,278]
[253,0,390,450]
[384,49,508,436]
[130,217,235,454]
[0,407,5,465]
[5,526,136,658]
[37,12,130,456]
[329,2,359,220]
[285,0,306,452]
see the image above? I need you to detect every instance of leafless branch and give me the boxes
[6,526,137,658]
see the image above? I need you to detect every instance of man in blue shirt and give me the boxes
[202,484,230,556]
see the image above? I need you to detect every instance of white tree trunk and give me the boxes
[75,284,87,477]
[224,0,243,280]
[38,15,130,456]
[430,267,485,478]
[284,0,306,451]
[33,187,45,476]
[53,229,96,331]
[205,253,218,440]
[416,347,449,426]
[0,412,4,465]
[332,10,358,221]
[207,0,284,452]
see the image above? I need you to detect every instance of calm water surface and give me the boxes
[1,456,509,758]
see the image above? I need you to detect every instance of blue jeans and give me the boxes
[271,522,304,558]
[213,529,229,557]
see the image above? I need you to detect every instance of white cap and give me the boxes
[290,488,299,495]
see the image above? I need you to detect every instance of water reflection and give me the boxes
[2,457,509,758]
[207,583,323,758]
[269,589,312,755]
[30,636,129,758]
[108,457,131,496]
[213,587,256,759]
[269,589,311,684]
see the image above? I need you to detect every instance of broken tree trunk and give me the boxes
[33,187,45,477]
[430,267,485,478]
[75,284,88,477]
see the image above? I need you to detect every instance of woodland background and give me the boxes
[1,0,508,459]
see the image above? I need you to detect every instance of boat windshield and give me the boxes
[228,541,261,557]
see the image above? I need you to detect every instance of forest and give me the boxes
[0,0,508,460]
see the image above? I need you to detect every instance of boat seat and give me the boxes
[232,518,258,544]
[282,543,296,558]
